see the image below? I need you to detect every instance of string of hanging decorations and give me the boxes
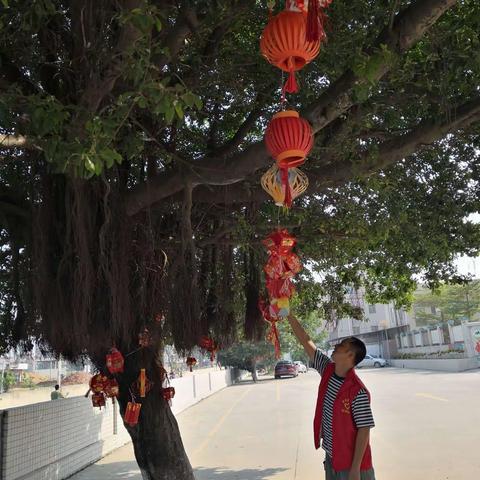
[258,0,332,356]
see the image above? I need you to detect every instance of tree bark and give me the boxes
[117,354,195,480]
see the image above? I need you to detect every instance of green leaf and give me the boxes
[99,148,122,169]
[84,155,96,173]
[165,106,175,124]
[1,0,9,8]
[154,17,162,32]
[174,101,184,119]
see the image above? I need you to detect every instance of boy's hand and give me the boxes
[348,470,361,480]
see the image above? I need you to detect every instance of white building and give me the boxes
[327,289,411,358]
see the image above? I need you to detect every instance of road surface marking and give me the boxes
[415,393,449,402]
[192,385,253,457]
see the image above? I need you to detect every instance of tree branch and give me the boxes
[124,0,459,215]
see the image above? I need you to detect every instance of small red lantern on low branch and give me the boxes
[260,2,323,94]
[106,348,124,374]
[104,378,119,398]
[199,336,218,362]
[186,357,197,372]
[124,401,142,426]
[265,111,313,207]
[162,386,175,402]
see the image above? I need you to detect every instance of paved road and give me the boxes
[71,367,480,480]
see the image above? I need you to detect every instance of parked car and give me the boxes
[275,360,298,378]
[293,361,307,373]
[357,354,387,368]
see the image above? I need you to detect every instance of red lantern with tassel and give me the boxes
[186,357,197,372]
[106,348,124,374]
[124,401,142,426]
[265,111,313,208]
[260,3,323,94]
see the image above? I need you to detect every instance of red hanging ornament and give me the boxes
[106,348,124,374]
[124,401,142,426]
[259,299,282,359]
[104,378,120,398]
[162,386,176,402]
[265,111,313,170]
[131,371,153,397]
[90,373,108,393]
[139,368,146,398]
[186,357,197,372]
[260,4,323,95]
[91,392,106,408]
[199,336,218,361]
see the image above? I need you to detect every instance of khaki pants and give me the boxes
[324,455,376,480]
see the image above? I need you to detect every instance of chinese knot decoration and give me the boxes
[264,110,313,207]
[106,348,124,374]
[199,336,218,361]
[162,386,175,402]
[261,229,302,357]
[260,1,325,95]
[186,357,197,372]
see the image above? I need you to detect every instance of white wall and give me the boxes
[0,368,237,480]
[390,358,478,372]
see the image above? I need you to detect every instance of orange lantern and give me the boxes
[124,401,142,426]
[106,348,124,374]
[260,4,323,94]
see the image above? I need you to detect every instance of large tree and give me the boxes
[1,0,480,478]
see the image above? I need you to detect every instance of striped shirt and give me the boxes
[313,349,375,457]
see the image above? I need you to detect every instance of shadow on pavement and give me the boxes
[70,461,141,479]
[195,466,288,479]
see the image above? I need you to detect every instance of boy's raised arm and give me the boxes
[287,314,317,361]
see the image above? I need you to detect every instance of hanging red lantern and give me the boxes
[260,4,323,94]
[162,386,176,402]
[199,336,218,361]
[264,111,313,207]
[91,392,106,408]
[90,373,108,393]
[106,348,124,374]
[186,357,197,372]
[103,378,119,398]
[124,401,142,426]
[265,111,313,169]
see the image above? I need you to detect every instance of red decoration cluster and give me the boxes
[261,229,302,358]
[125,401,142,426]
[89,374,119,408]
[199,336,219,362]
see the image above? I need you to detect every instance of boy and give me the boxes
[287,314,376,480]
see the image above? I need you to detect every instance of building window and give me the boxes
[368,304,376,314]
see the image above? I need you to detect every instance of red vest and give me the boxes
[313,363,373,471]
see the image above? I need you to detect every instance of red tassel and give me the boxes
[307,0,320,42]
[281,167,293,208]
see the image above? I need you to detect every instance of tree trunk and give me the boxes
[117,353,196,480]
[251,358,258,383]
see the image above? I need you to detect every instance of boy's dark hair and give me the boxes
[342,337,367,365]
[55,384,60,390]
